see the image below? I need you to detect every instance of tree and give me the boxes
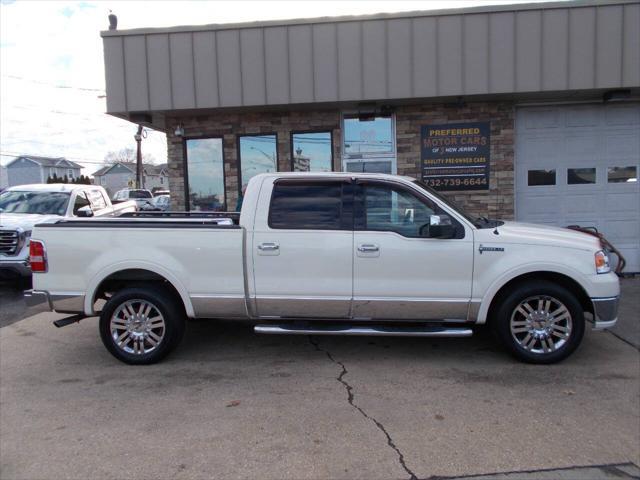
[47,173,93,185]
[104,148,156,165]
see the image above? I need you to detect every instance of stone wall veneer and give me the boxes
[165,101,514,219]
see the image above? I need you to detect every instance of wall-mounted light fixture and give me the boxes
[603,89,631,102]
[174,124,185,137]
[379,105,395,117]
[355,103,396,121]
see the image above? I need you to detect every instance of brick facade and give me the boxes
[165,101,514,219]
[394,102,515,219]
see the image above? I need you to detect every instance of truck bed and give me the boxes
[120,211,241,225]
[33,217,247,318]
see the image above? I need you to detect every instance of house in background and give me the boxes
[5,156,82,187]
[144,164,169,191]
[0,165,8,190]
[93,162,168,197]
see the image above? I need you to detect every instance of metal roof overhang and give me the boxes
[101,0,640,131]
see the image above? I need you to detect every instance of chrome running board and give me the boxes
[254,324,473,337]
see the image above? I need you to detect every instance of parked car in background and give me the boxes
[139,194,170,212]
[0,184,136,285]
[112,188,153,208]
[26,173,619,365]
[152,189,169,197]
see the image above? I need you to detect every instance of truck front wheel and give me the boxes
[99,286,185,365]
[492,281,585,364]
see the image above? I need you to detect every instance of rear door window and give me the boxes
[88,190,108,210]
[72,192,91,215]
[268,181,351,230]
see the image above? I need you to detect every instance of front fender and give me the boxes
[475,262,592,324]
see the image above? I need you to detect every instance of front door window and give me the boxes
[362,184,436,238]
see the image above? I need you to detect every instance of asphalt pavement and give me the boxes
[0,280,28,328]
[611,277,640,348]
[0,279,638,479]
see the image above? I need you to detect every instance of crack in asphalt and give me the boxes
[606,330,640,351]
[308,336,418,480]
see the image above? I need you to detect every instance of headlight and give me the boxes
[595,250,611,274]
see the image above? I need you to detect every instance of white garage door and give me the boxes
[516,103,640,273]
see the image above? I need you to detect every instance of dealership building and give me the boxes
[101,0,640,271]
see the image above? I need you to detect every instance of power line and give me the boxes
[2,74,105,93]
[2,138,86,148]
[1,112,166,134]
[6,105,110,118]
[0,150,166,167]
[1,151,111,165]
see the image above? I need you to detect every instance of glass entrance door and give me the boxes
[342,114,396,174]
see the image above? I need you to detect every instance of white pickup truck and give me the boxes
[25,173,619,365]
[0,184,136,284]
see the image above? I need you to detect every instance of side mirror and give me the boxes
[419,214,456,239]
[76,205,94,217]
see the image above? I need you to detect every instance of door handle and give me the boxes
[357,244,379,253]
[258,242,280,251]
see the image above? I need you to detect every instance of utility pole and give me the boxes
[250,145,276,170]
[134,124,143,188]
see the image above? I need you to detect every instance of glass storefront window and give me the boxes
[239,134,278,190]
[185,137,225,211]
[291,131,333,172]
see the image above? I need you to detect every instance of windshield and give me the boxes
[411,179,498,228]
[0,191,70,215]
[129,190,152,199]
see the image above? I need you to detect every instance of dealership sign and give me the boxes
[421,122,490,191]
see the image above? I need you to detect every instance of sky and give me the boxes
[0,0,553,177]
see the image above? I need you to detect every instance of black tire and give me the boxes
[99,286,186,365]
[491,280,585,364]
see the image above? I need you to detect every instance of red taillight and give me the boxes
[29,240,47,273]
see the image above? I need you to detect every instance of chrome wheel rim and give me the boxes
[510,295,572,354]
[110,299,165,355]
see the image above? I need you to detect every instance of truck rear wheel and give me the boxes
[492,281,585,364]
[99,286,185,365]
